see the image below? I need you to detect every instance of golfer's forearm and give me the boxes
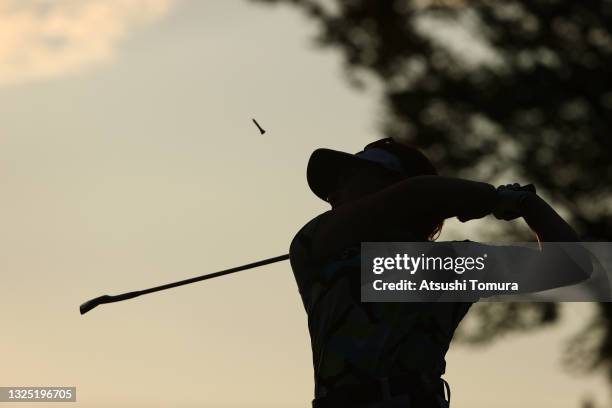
[382,176,497,221]
[520,194,579,242]
[314,176,498,260]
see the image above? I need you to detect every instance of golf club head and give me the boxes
[79,295,112,315]
[80,291,142,315]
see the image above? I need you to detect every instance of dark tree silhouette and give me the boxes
[251,0,612,385]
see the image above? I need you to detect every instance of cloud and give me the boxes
[0,0,176,87]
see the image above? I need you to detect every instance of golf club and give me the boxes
[80,184,536,315]
[79,254,289,315]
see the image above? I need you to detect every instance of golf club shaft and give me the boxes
[79,253,290,315]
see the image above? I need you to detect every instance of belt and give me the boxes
[312,373,450,408]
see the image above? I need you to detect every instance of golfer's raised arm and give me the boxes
[379,175,498,221]
[312,175,497,260]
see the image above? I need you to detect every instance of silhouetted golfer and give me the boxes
[290,138,589,408]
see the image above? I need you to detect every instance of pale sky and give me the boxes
[0,1,609,407]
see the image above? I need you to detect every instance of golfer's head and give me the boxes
[327,138,442,240]
[328,138,437,205]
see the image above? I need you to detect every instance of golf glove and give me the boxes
[493,183,532,221]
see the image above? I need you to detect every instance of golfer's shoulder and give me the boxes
[289,212,332,265]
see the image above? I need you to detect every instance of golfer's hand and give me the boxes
[493,183,533,221]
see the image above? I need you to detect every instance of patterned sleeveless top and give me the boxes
[289,213,472,398]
